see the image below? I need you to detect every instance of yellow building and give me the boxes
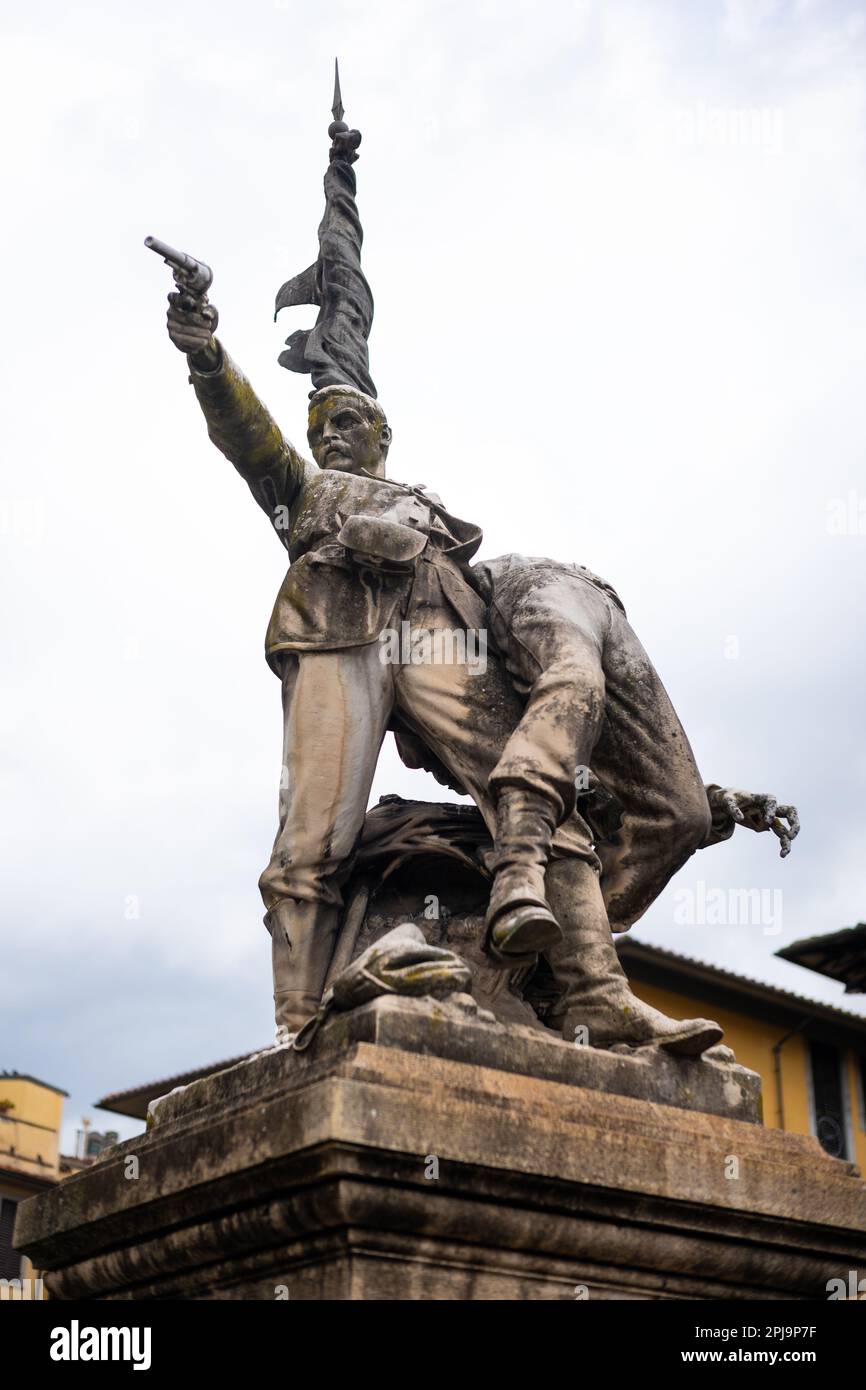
[0,1071,67,1298]
[619,939,866,1171]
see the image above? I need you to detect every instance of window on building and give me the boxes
[809,1041,849,1159]
[0,1198,21,1280]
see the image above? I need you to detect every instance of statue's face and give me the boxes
[307,393,390,477]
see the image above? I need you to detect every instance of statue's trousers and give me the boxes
[484,563,712,930]
[258,589,599,914]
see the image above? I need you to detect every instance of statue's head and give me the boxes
[307,385,391,479]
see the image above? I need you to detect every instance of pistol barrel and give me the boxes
[145,235,188,266]
[144,236,212,293]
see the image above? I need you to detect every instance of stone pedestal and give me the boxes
[16,996,866,1300]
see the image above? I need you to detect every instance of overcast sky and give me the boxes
[2,0,865,1152]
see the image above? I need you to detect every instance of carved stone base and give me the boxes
[16,997,866,1300]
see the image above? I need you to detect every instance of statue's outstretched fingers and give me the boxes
[777,804,800,840]
[762,795,778,827]
[772,821,791,857]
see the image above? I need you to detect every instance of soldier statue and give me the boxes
[149,68,798,1055]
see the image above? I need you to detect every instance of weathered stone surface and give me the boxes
[155,77,801,1064]
[16,997,866,1301]
[161,994,762,1126]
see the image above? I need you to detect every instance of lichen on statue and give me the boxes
[306,384,391,480]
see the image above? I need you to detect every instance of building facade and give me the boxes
[619,941,866,1170]
[0,1072,67,1298]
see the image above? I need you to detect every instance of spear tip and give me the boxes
[331,57,345,125]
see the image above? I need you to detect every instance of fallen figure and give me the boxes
[468,553,799,1051]
[398,553,799,1056]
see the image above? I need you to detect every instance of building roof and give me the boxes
[775,923,866,994]
[0,1163,61,1194]
[96,1051,266,1120]
[618,939,866,1035]
[0,1070,69,1098]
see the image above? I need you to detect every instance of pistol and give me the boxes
[144,236,213,311]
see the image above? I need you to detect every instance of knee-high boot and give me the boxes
[484,788,563,964]
[544,858,722,1056]
[265,898,340,1037]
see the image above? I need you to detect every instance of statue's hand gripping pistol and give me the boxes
[146,236,219,358]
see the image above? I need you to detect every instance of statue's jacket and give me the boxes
[189,346,486,673]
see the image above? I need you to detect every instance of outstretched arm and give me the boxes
[576,776,799,859]
[167,293,308,521]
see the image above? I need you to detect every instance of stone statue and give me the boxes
[149,70,798,1057]
[155,75,561,1037]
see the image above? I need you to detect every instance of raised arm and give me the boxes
[166,292,308,519]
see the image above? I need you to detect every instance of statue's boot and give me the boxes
[484,788,563,965]
[545,858,722,1056]
[265,898,339,1037]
